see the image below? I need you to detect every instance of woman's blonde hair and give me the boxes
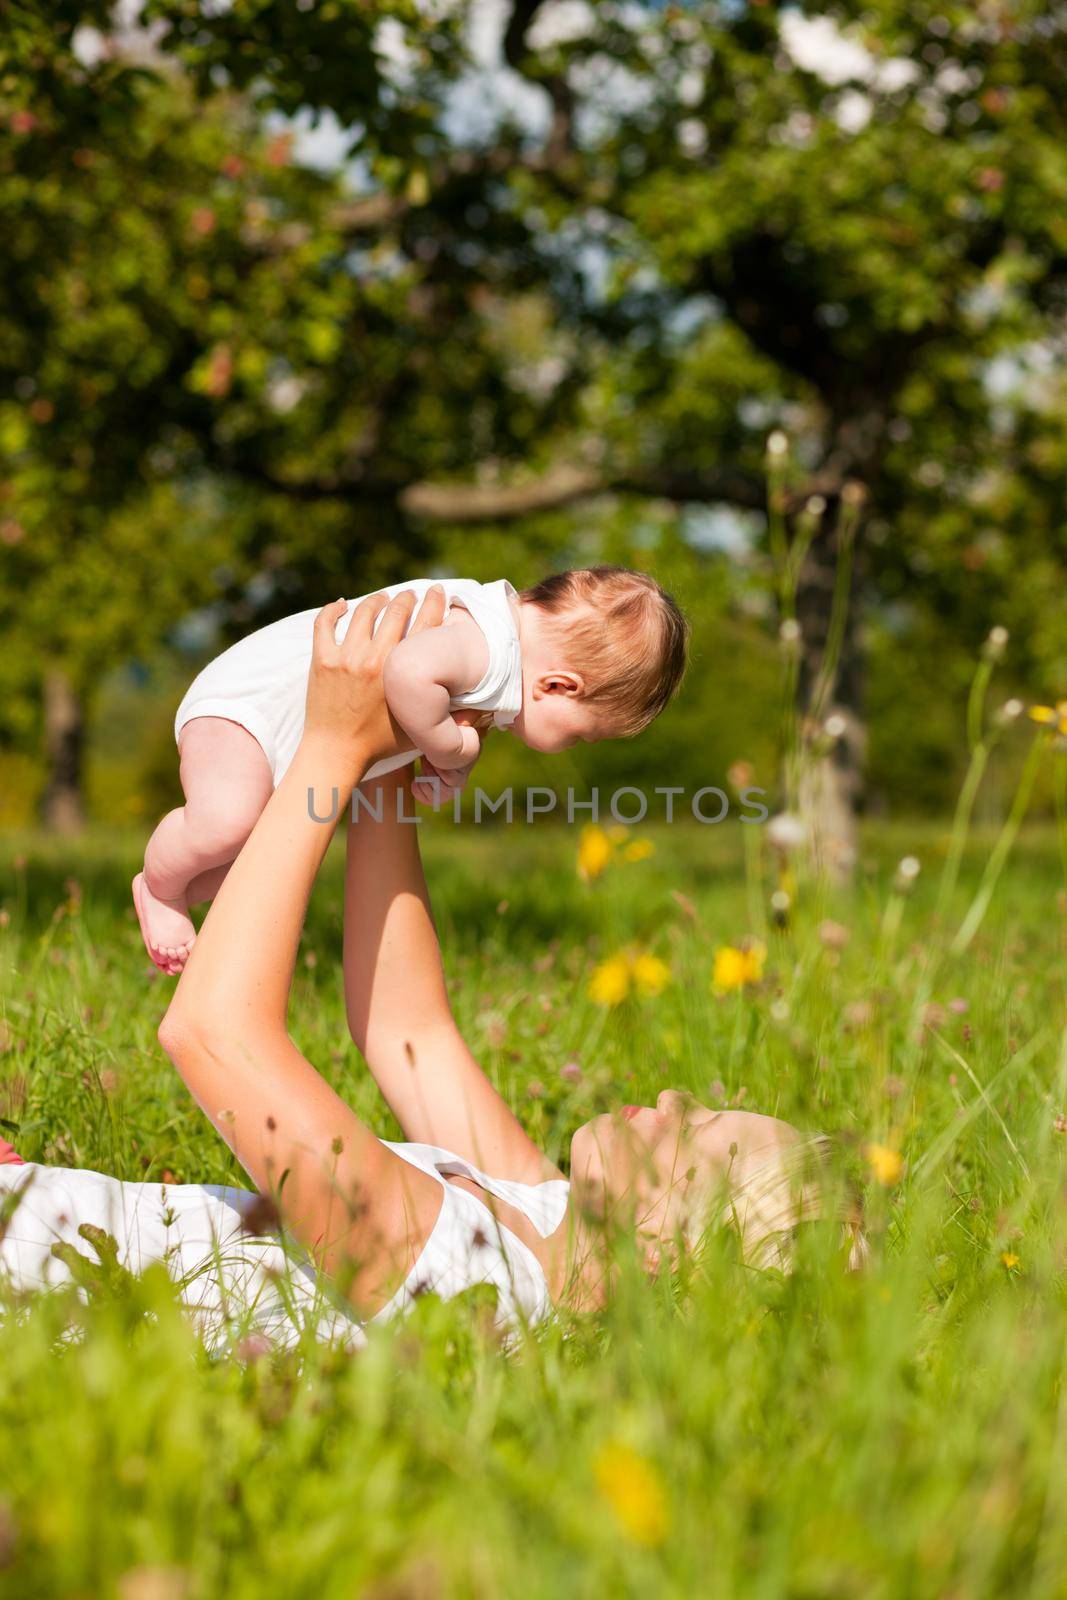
[710,1135,868,1273]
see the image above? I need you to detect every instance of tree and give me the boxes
[4,1,1065,843]
[0,5,475,823]
[147,0,1067,858]
[0,45,342,823]
[483,0,1066,864]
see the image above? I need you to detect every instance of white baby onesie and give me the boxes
[174,578,523,786]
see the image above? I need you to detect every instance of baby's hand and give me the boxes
[411,729,482,806]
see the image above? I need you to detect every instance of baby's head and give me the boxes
[512,566,689,753]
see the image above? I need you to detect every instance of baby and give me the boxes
[133,566,688,972]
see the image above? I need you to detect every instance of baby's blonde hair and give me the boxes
[711,1136,868,1273]
[521,566,689,736]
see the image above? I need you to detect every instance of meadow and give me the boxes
[1,805,1066,1600]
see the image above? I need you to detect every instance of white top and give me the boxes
[174,578,523,785]
[380,1141,569,1328]
[0,1145,570,1353]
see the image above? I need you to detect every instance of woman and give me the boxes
[0,589,837,1350]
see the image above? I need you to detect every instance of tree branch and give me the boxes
[205,447,767,521]
[502,0,575,168]
[502,0,547,69]
[398,463,765,521]
[400,465,603,521]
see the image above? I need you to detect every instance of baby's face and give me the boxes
[510,603,617,752]
[508,689,607,753]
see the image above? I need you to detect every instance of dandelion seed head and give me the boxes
[983,625,1009,662]
[767,812,805,852]
[896,855,921,887]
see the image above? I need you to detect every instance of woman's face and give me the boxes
[569,1092,799,1273]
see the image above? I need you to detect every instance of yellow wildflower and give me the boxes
[577,824,613,881]
[1028,702,1067,735]
[593,1442,670,1547]
[588,954,632,1007]
[623,838,655,864]
[712,941,766,992]
[864,1143,903,1187]
[589,949,671,1006]
[631,952,671,997]
[1001,1251,1020,1271]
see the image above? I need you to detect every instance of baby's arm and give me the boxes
[382,610,488,770]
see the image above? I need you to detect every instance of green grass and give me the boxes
[2,818,1067,1598]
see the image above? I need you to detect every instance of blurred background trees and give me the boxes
[1,0,1064,833]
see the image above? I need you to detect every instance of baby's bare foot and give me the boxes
[132,872,195,975]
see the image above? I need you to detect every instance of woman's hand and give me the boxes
[302,585,447,781]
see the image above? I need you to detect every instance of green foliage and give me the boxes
[2,820,1067,1594]
[1,0,1065,810]
[145,0,467,140]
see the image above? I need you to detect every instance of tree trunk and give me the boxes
[40,669,86,834]
[794,494,866,882]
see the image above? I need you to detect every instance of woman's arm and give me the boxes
[343,770,560,1185]
[158,592,445,1315]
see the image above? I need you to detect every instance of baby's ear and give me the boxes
[539,669,584,697]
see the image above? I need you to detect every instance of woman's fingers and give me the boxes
[368,588,417,657]
[303,589,421,772]
[408,584,446,636]
[336,585,439,662]
[340,590,391,651]
[313,597,349,655]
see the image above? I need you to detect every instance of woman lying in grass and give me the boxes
[0,588,845,1350]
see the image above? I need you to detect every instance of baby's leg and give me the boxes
[186,862,231,906]
[134,718,274,974]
